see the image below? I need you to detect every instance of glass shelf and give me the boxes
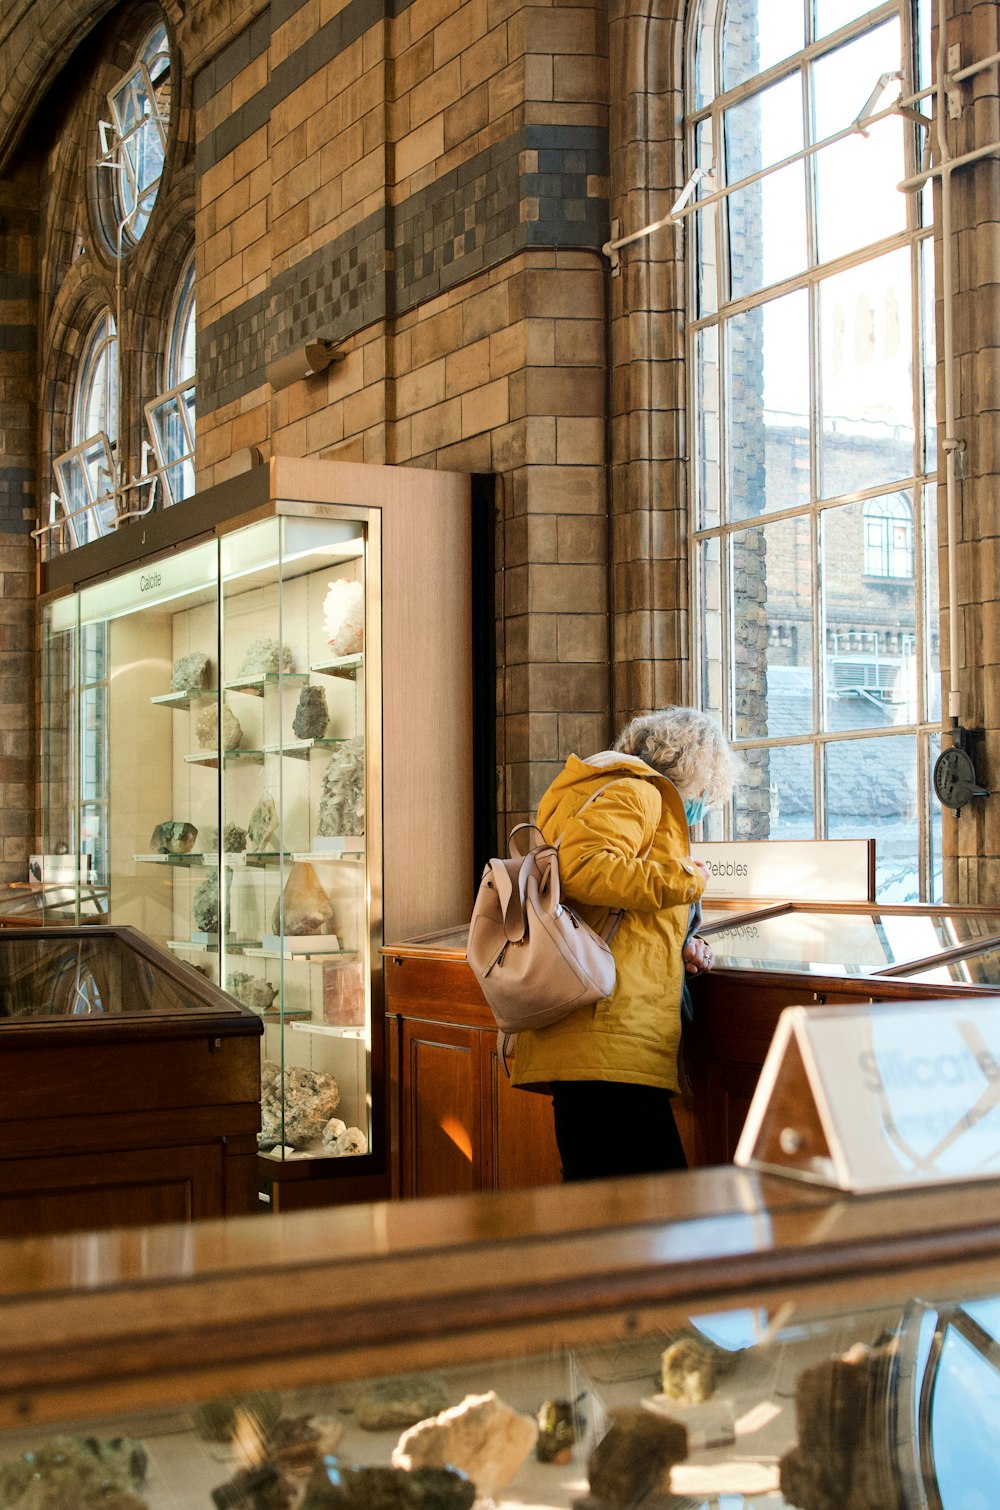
[242,942,359,962]
[149,687,218,709]
[261,737,347,759]
[310,651,364,679]
[183,748,266,768]
[290,1020,366,1040]
[222,671,310,696]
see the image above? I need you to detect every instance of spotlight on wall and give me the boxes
[266,338,345,392]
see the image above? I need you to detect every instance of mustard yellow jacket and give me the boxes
[510,751,705,1094]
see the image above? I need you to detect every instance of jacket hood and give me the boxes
[540,751,687,827]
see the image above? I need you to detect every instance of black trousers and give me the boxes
[550,1080,688,1182]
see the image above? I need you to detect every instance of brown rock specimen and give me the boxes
[579,1407,687,1510]
[779,1341,901,1510]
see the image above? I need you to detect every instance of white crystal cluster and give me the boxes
[318,737,365,837]
[323,578,364,656]
[321,1118,368,1156]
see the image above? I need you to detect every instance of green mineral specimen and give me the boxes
[302,1460,475,1510]
[192,1391,283,1444]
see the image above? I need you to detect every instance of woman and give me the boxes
[511,706,741,1182]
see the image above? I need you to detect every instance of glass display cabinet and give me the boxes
[0,923,262,1236]
[0,1165,998,1508]
[38,458,482,1209]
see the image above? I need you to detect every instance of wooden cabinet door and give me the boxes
[482,1035,563,1190]
[400,1019,484,1198]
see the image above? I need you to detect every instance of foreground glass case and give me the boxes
[0,1168,997,1508]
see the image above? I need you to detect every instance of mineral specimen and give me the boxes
[268,1415,344,1475]
[238,639,294,676]
[302,1461,474,1510]
[227,971,278,1014]
[193,872,230,934]
[171,651,210,692]
[248,794,279,851]
[323,579,365,657]
[317,738,365,837]
[193,1392,284,1444]
[196,702,243,751]
[223,822,248,853]
[354,1375,450,1432]
[581,1407,687,1509]
[272,861,337,936]
[660,1335,737,1403]
[211,1462,294,1510]
[149,821,198,855]
[778,1340,901,1510]
[0,1435,149,1509]
[392,1390,538,1497]
[324,1125,368,1156]
[292,685,330,740]
[535,1397,586,1464]
[258,1061,341,1150]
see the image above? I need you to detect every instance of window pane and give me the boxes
[824,732,919,900]
[694,120,718,316]
[814,0,881,38]
[812,24,905,263]
[927,729,943,901]
[921,235,937,472]
[696,328,721,530]
[822,497,917,732]
[728,162,808,300]
[725,73,803,181]
[734,743,815,839]
[723,1,805,92]
[699,537,724,722]
[727,289,811,520]
[732,514,814,738]
[818,249,914,500]
[924,484,941,722]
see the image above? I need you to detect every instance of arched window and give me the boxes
[865,494,914,579]
[147,252,196,505]
[53,309,118,545]
[687,0,941,900]
[98,22,171,247]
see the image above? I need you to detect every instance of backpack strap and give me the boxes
[553,776,655,943]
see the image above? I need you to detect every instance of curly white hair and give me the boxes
[613,707,743,808]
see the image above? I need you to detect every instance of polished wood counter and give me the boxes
[1,1165,1000,1433]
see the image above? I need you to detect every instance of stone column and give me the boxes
[606,0,687,725]
[0,166,38,882]
[937,0,1000,901]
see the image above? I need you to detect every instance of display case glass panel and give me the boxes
[41,508,377,1172]
[701,903,1000,982]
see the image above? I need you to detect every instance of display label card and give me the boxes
[736,999,1000,1192]
[691,838,874,903]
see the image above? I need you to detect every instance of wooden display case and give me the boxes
[0,924,262,1237]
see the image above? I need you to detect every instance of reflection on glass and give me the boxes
[722,0,804,93]
[822,497,917,732]
[727,290,810,519]
[0,937,203,1018]
[819,250,914,501]
[825,733,918,900]
[732,514,813,748]
[695,329,720,530]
